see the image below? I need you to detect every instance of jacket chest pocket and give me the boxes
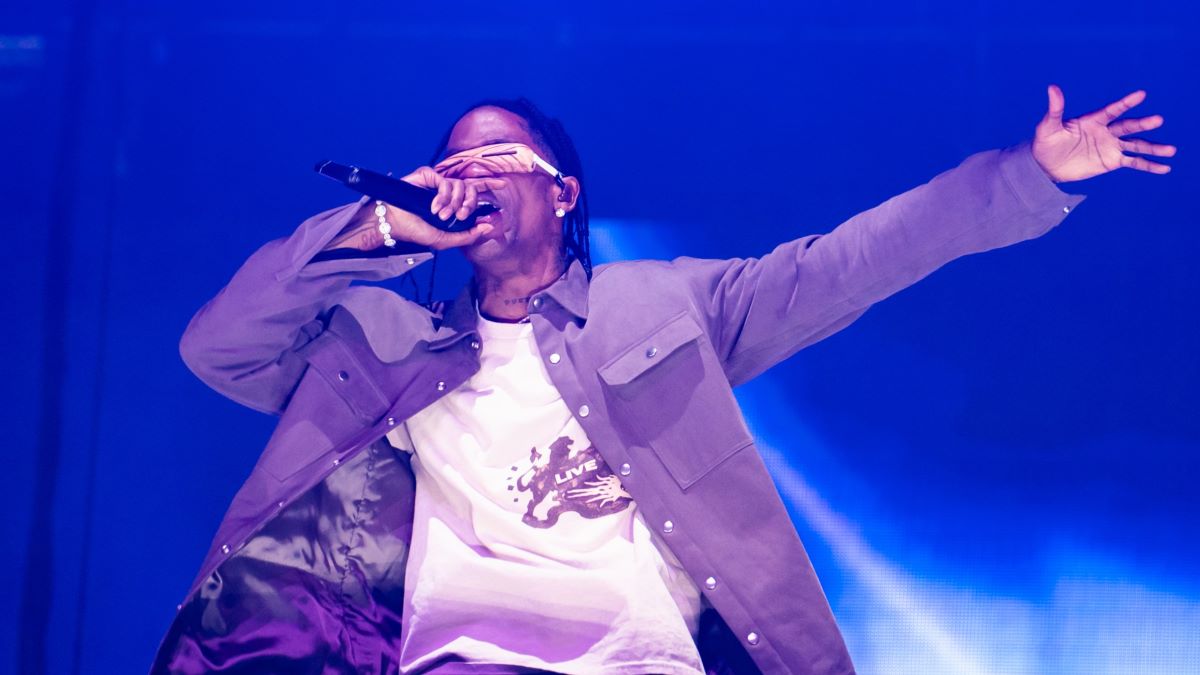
[598,312,752,490]
[257,331,389,482]
[297,330,390,421]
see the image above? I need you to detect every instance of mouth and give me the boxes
[473,193,503,227]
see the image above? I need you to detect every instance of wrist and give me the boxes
[1030,145,1063,183]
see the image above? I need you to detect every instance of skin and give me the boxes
[327,106,579,322]
[1033,85,1175,181]
[327,88,1174,319]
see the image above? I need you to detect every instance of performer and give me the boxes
[153,89,1173,674]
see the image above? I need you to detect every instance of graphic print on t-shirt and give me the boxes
[507,435,633,529]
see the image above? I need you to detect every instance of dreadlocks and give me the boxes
[431,97,592,279]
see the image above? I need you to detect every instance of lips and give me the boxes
[473,192,503,227]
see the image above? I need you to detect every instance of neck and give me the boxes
[474,252,566,322]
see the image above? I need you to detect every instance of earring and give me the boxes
[555,207,566,218]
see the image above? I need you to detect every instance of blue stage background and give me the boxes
[3,1,1197,673]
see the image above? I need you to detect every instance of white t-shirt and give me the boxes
[386,312,703,675]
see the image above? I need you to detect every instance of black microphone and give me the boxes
[314,160,497,233]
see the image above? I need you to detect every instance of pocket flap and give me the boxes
[297,331,388,420]
[598,312,705,386]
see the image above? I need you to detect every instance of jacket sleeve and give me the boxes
[178,198,433,415]
[677,142,1087,387]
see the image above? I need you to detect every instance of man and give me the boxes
[153,90,1173,674]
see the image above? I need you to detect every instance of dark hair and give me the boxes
[430,97,592,278]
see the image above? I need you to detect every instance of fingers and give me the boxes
[431,221,495,250]
[1120,138,1178,157]
[1109,114,1164,137]
[1040,84,1065,130]
[436,180,465,221]
[427,175,509,221]
[1092,89,1147,123]
[457,182,479,221]
[430,179,452,216]
[1121,154,1172,174]
[455,177,509,220]
[402,166,440,189]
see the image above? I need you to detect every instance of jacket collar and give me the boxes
[427,284,478,351]
[428,259,590,351]
[543,258,591,321]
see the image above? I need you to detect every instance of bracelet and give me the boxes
[375,200,397,248]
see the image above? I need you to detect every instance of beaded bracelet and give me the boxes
[374,200,397,248]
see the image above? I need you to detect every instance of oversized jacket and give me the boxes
[152,143,1083,674]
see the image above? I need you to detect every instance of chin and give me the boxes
[463,237,510,263]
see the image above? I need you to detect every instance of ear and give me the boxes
[556,176,581,213]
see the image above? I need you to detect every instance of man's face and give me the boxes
[442,106,563,271]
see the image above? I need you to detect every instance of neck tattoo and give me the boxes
[502,296,533,306]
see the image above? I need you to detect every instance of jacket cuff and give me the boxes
[999,141,1087,214]
[273,196,434,282]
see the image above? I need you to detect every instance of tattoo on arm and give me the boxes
[324,208,383,252]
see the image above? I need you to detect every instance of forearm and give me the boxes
[690,142,1086,385]
[780,142,1083,314]
[179,200,431,414]
[321,199,391,252]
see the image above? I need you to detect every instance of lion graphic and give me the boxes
[512,436,632,528]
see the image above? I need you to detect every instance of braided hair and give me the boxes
[430,97,592,278]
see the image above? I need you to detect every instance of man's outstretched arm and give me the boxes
[679,86,1175,386]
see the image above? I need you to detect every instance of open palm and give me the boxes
[1032,85,1176,183]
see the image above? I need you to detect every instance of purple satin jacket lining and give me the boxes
[156,441,411,673]
[153,439,751,674]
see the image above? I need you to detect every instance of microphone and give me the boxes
[314,160,497,233]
